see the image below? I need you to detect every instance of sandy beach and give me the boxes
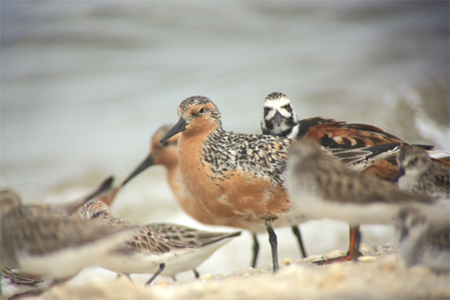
[41,243,450,300]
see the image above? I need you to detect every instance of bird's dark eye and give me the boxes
[93,212,101,218]
[198,107,205,114]
[163,141,169,147]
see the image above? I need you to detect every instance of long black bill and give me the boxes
[160,118,187,143]
[390,166,405,183]
[121,154,154,186]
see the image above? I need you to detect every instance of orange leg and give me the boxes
[316,224,362,265]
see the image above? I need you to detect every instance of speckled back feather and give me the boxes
[79,200,196,255]
[146,223,241,247]
[202,128,292,186]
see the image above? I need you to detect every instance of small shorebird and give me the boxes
[0,188,138,282]
[391,146,449,271]
[0,177,116,299]
[142,223,241,279]
[261,91,432,263]
[78,199,199,285]
[393,206,449,273]
[285,138,435,263]
[121,125,265,268]
[392,145,450,199]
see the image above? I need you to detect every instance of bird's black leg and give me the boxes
[251,233,260,268]
[193,269,200,278]
[291,225,307,258]
[265,220,279,273]
[145,263,165,286]
[352,225,362,262]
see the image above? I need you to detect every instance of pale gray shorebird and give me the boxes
[391,146,449,272]
[261,91,433,263]
[121,125,264,269]
[285,138,436,263]
[392,145,450,199]
[78,199,199,285]
[0,177,115,299]
[393,206,449,273]
[134,223,241,279]
[158,96,402,273]
[0,188,138,283]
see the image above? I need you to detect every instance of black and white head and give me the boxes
[261,92,299,139]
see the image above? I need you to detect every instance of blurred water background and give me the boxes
[1,1,449,284]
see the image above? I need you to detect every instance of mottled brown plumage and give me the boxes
[122,125,263,231]
[162,96,293,224]
[147,223,241,248]
[79,199,240,280]
[78,199,194,255]
[161,95,304,272]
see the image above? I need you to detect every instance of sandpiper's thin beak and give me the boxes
[121,154,155,186]
[160,118,187,143]
[66,176,115,215]
[399,227,408,242]
[273,111,283,127]
[390,166,405,183]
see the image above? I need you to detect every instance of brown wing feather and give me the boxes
[126,227,195,254]
[300,117,404,149]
